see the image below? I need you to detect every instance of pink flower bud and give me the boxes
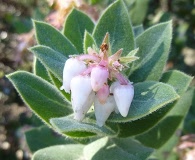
[70,75,92,117]
[74,91,95,121]
[97,84,109,104]
[94,96,116,127]
[91,66,109,91]
[111,82,134,117]
[61,58,87,93]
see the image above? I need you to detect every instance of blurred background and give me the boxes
[0,0,194,159]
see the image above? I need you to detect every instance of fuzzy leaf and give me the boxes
[33,58,51,82]
[93,0,135,56]
[136,87,194,148]
[50,116,119,138]
[117,70,192,137]
[119,48,139,64]
[84,137,153,160]
[108,81,179,122]
[34,20,78,56]
[30,45,66,81]
[130,21,172,82]
[32,144,84,160]
[63,9,94,53]
[160,70,192,95]
[7,71,72,125]
[25,125,75,152]
[83,31,97,53]
[49,72,71,102]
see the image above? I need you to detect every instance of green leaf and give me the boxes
[119,48,139,64]
[49,72,71,102]
[32,144,84,160]
[153,123,183,160]
[107,81,179,123]
[84,137,153,160]
[50,116,119,138]
[30,45,66,81]
[33,20,78,56]
[33,58,51,82]
[63,9,94,53]
[129,21,172,82]
[129,0,149,25]
[160,70,192,95]
[25,125,75,152]
[136,87,194,148]
[117,70,192,137]
[93,0,135,55]
[7,71,72,125]
[133,25,144,37]
[83,31,97,53]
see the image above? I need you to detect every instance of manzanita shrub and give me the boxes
[7,0,194,159]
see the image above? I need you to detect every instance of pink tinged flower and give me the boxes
[70,75,92,120]
[74,91,95,121]
[96,84,109,104]
[91,66,109,91]
[111,82,134,117]
[94,96,116,127]
[61,58,87,93]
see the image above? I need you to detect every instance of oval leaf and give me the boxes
[93,0,135,55]
[63,9,94,53]
[50,116,119,138]
[7,71,72,125]
[136,87,194,148]
[30,45,66,81]
[84,137,153,160]
[32,144,84,160]
[130,21,172,82]
[33,20,78,56]
[118,70,192,137]
[25,125,75,152]
[107,81,179,122]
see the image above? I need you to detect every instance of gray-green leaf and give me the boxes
[93,0,135,56]
[32,144,84,160]
[63,9,94,53]
[108,81,179,122]
[136,87,194,148]
[130,21,172,82]
[84,137,153,160]
[34,20,78,56]
[50,116,119,138]
[30,45,66,81]
[7,71,72,125]
[117,70,192,137]
[25,125,75,152]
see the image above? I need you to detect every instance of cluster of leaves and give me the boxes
[7,0,194,159]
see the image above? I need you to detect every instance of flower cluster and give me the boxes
[61,34,138,126]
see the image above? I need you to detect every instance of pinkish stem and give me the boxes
[115,73,128,85]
